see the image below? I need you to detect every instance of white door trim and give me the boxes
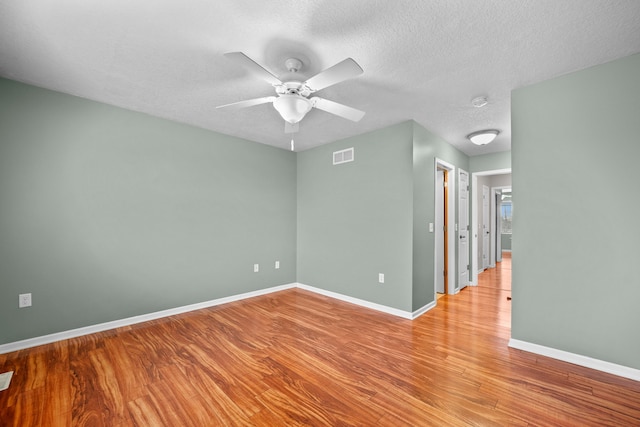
[457,168,470,291]
[434,158,456,296]
[495,190,502,263]
[482,185,490,270]
[435,170,445,294]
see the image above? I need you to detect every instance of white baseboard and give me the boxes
[411,300,436,319]
[0,283,296,355]
[1,283,439,354]
[296,283,417,319]
[509,338,640,382]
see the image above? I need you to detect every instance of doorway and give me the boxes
[482,185,490,270]
[491,186,512,266]
[458,169,470,290]
[435,168,448,295]
[435,158,456,297]
[470,169,511,286]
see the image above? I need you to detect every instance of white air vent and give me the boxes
[333,148,354,165]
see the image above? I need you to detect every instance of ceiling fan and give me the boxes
[217,52,365,134]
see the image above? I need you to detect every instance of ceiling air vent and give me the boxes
[333,147,354,165]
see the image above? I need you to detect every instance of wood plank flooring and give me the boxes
[2,252,639,426]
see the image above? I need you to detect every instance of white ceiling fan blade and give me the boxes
[224,52,282,86]
[284,122,299,134]
[216,96,276,110]
[305,58,363,92]
[311,97,365,122]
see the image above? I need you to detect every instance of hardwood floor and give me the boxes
[2,253,639,426]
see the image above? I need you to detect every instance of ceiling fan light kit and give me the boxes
[467,129,500,145]
[217,52,365,141]
[273,94,312,124]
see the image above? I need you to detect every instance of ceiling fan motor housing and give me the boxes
[276,81,311,97]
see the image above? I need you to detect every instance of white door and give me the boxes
[458,169,469,289]
[482,185,490,270]
[435,170,445,294]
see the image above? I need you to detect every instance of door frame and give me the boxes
[471,168,511,286]
[482,184,490,270]
[434,158,456,296]
[457,168,470,291]
[435,169,446,294]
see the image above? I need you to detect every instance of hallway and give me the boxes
[478,251,511,292]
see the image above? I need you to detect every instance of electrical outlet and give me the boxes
[275,261,280,269]
[19,293,32,308]
[253,264,259,273]
[378,273,385,284]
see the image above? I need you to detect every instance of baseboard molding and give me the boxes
[0,283,296,355]
[509,338,640,382]
[296,283,416,319]
[411,300,436,319]
[1,282,439,354]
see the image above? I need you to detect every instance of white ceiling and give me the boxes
[1,1,639,155]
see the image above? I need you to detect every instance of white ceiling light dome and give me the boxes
[467,129,500,145]
[273,95,313,124]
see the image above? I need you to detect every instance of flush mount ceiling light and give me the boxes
[467,129,500,145]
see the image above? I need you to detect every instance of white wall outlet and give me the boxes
[275,261,280,269]
[378,273,385,284]
[429,223,434,232]
[253,264,259,273]
[19,293,32,308]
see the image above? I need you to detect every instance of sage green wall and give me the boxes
[511,53,640,369]
[412,123,469,310]
[501,234,512,251]
[469,150,511,173]
[296,121,470,313]
[2,78,473,343]
[297,122,415,311]
[0,79,297,345]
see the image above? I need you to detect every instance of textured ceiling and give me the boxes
[1,0,639,155]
